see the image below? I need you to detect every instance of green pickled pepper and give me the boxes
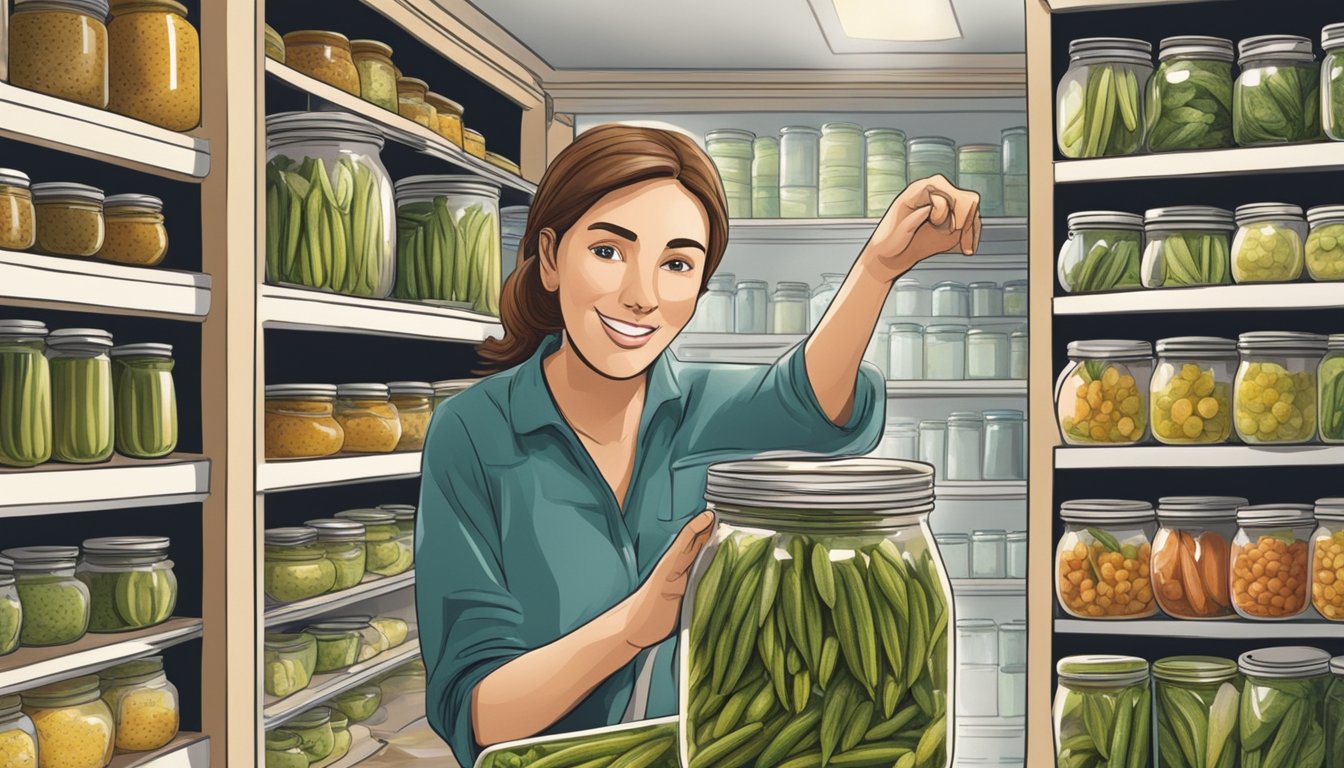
[0,336,51,468]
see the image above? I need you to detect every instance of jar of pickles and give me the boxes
[704,130,754,219]
[865,128,905,217]
[303,519,366,592]
[334,509,413,576]
[1234,35,1322,146]
[107,0,200,131]
[263,528,336,603]
[779,126,820,218]
[349,40,398,112]
[425,92,464,147]
[1141,206,1234,288]
[265,632,317,698]
[330,683,382,723]
[387,381,431,452]
[0,693,38,767]
[1326,24,1344,141]
[20,675,114,768]
[265,730,307,768]
[47,328,113,464]
[0,320,52,468]
[0,574,19,656]
[1232,203,1307,283]
[818,122,863,218]
[1055,500,1157,619]
[264,384,344,459]
[1152,656,1241,768]
[77,536,177,632]
[1330,656,1344,768]
[1056,39,1153,158]
[751,136,779,219]
[1145,36,1236,152]
[1306,205,1344,281]
[324,711,353,763]
[308,618,382,672]
[1311,499,1344,621]
[1233,331,1326,444]
[32,182,106,258]
[110,343,177,458]
[3,546,90,646]
[907,136,956,182]
[0,169,37,251]
[9,0,110,108]
[334,383,401,453]
[1150,336,1236,445]
[98,656,178,752]
[1237,647,1330,767]
[957,145,1003,218]
[1057,211,1143,294]
[1231,504,1315,620]
[97,194,168,266]
[283,31,360,95]
[1323,335,1344,443]
[1053,657,1150,768]
[286,706,336,763]
[1056,340,1152,445]
[1152,497,1243,619]
[395,77,437,129]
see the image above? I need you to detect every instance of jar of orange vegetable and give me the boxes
[1056,499,1157,619]
[1231,504,1315,620]
[1056,340,1153,445]
[1152,496,1243,620]
[1310,498,1344,621]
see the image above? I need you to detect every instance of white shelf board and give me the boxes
[1048,0,1224,10]
[0,618,203,696]
[952,579,1026,596]
[259,284,502,343]
[266,571,416,628]
[264,637,421,729]
[1055,618,1341,639]
[258,453,422,493]
[728,218,1026,257]
[108,733,210,768]
[888,380,1026,398]
[1056,142,1344,183]
[937,481,1027,500]
[1055,445,1344,469]
[0,251,211,320]
[0,455,210,518]
[1054,283,1344,315]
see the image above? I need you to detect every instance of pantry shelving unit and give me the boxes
[0,455,211,518]
[264,572,416,627]
[0,251,213,321]
[1053,282,1344,314]
[0,618,204,696]
[263,638,421,729]
[258,285,502,343]
[1055,445,1344,469]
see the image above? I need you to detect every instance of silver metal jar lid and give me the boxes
[1329,334,1344,351]
[982,410,1024,422]
[1157,496,1247,521]
[925,324,969,335]
[104,193,163,211]
[1068,38,1152,64]
[13,0,109,20]
[46,328,113,349]
[822,122,863,133]
[918,419,946,430]
[110,343,173,358]
[1155,336,1237,357]
[946,412,984,425]
[81,536,171,558]
[0,546,80,569]
[1158,36,1234,62]
[1235,503,1315,527]
[1234,203,1304,223]
[394,175,502,201]
[264,527,318,547]
[0,169,31,188]
[705,457,934,514]
[1315,498,1344,522]
[377,504,416,521]
[266,384,338,400]
[31,182,105,203]
[705,129,756,142]
[779,126,821,136]
[968,281,999,290]
[1067,211,1144,230]
[1056,655,1150,685]
[304,519,366,541]
[1144,206,1234,231]
[334,509,396,525]
[1333,656,1344,676]
[1060,499,1154,524]
[387,381,433,397]
[336,383,390,400]
[1236,331,1328,354]
[1066,339,1152,360]
[266,111,386,149]
[1238,35,1315,64]
[1307,205,1344,226]
[1325,23,1344,51]
[907,136,955,148]
[349,39,394,57]
[1238,646,1331,679]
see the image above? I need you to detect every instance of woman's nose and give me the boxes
[620,268,658,315]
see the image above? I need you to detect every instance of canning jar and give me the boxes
[9,0,110,108]
[734,279,768,333]
[77,536,176,632]
[335,509,413,576]
[1233,331,1326,444]
[432,378,474,407]
[946,411,983,481]
[1006,531,1027,579]
[919,419,947,481]
[425,92,464,147]
[20,675,113,768]
[809,273,844,330]
[875,417,918,460]
[264,384,343,459]
[107,0,199,131]
[1003,280,1028,316]
[1056,39,1153,158]
[500,204,527,264]
[392,176,503,314]
[1232,202,1307,283]
[395,77,437,129]
[957,145,1003,218]
[263,528,335,603]
[0,320,52,468]
[32,182,105,258]
[0,170,37,251]
[0,574,18,655]
[704,129,754,219]
[266,112,396,297]
[1237,647,1330,766]
[865,128,906,217]
[266,730,307,768]
[1311,499,1344,620]
[308,618,379,672]
[0,694,38,766]
[95,193,168,266]
[45,328,113,464]
[681,458,953,768]
[925,324,968,380]
[1053,657,1150,768]
[1323,335,1344,443]
[110,343,177,458]
[330,684,382,723]
[98,656,178,751]
[349,40,397,112]
[1330,657,1344,768]
[1056,340,1152,445]
[893,276,930,316]
[969,282,1003,318]
[287,706,336,762]
[1152,656,1241,768]
[1057,211,1144,294]
[957,618,998,666]
[1231,504,1315,620]
[1145,36,1235,152]
[1234,35,1322,146]
[768,281,809,334]
[304,519,366,591]
[335,384,401,453]
[967,329,1009,380]
[1150,336,1237,445]
[1141,206,1234,288]
[819,122,864,218]
[907,136,956,183]
[1306,205,1344,281]
[379,504,417,536]
[482,154,512,177]
[971,530,1006,579]
[283,31,360,95]
[377,658,426,701]
[264,24,285,63]
[779,126,820,219]
[386,381,431,452]
[751,136,779,219]
[887,323,923,380]
[687,273,734,333]
[4,546,89,646]
[1055,500,1157,619]
[1001,127,1027,217]
[463,128,487,160]
[1010,327,1028,380]
[936,533,969,578]
[1152,496,1243,620]
[265,632,317,698]
[931,281,969,317]
[864,318,891,378]
[1327,24,1344,142]
[369,616,408,651]
[982,410,1025,480]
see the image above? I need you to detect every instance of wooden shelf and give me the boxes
[258,284,501,343]
[1055,618,1341,639]
[0,251,211,321]
[937,481,1028,500]
[1055,142,1344,183]
[1054,283,1344,315]
[887,380,1027,398]
[0,618,203,696]
[953,579,1027,596]
[264,637,420,729]
[258,453,422,493]
[0,455,210,518]
[108,733,210,768]
[266,571,415,628]
[1047,0,1225,10]
[1055,445,1344,469]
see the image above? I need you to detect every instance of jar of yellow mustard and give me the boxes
[486,152,521,176]
[31,183,105,258]
[0,694,39,768]
[349,40,397,113]
[0,170,37,252]
[425,92,464,147]
[265,384,345,460]
[264,24,285,62]
[96,194,167,266]
[106,0,199,131]
[463,128,487,160]
[396,77,438,129]
[98,656,178,752]
[388,381,431,452]
[283,31,360,96]
[21,675,114,768]
[9,0,111,109]
[334,384,401,453]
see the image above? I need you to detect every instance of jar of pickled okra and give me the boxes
[3,546,89,646]
[263,528,335,603]
[0,320,53,468]
[307,618,378,673]
[77,536,176,632]
[1152,656,1241,768]
[425,92,464,147]
[334,383,401,453]
[329,684,381,723]
[264,632,317,698]
[1053,656,1149,768]
[264,384,344,460]
[1140,206,1234,288]
[1231,202,1307,284]
[9,0,111,109]
[463,128,487,160]
[20,675,113,768]
[1145,36,1235,152]
[107,0,201,131]
[1233,331,1326,444]
[1234,35,1322,146]
[1057,211,1143,294]
[97,194,168,266]
[303,519,366,592]
[46,328,114,464]
[1055,499,1157,619]
[1237,646,1330,766]
[110,343,177,458]
[1055,38,1153,158]
[31,182,106,258]
[334,509,412,576]
[98,656,179,751]
[1311,499,1344,620]
[1150,336,1237,445]
[1306,205,1344,281]
[349,40,397,112]
[283,31,360,95]
[0,693,38,766]
[388,381,432,452]
[1322,335,1344,444]
[1231,504,1315,620]
[0,169,37,251]
[1152,497,1243,619]
[1055,340,1152,445]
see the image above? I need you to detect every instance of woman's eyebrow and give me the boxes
[667,238,706,252]
[588,221,638,241]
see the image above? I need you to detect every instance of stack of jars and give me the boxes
[262,505,416,604]
[955,618,1026,718]
[263,380,440,460]
[913,409,1026,483]
[936,529,1027,579]
[0,170,171,266]
[264,615,410,701]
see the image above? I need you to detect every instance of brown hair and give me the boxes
[475,124,730,374]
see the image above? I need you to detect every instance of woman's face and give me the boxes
[540,178,711,380]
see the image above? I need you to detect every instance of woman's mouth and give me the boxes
[597,311,658,348]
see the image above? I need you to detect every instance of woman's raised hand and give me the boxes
[622,510,715,650]
[862,175,983,282]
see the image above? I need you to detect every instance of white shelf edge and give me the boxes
[726,217,1027,258]
[258,453,422,493]
[1055,618,1341,639]
[1055,142,1344,183]
[952,579,1026,596]
[0,618,203,696]
[0,456,211,518]
[266,571,416,627]
[0,251,212,320]
[1054,283,1344,315]
[109,733,210,768]
[1055,445,1344,469]
[264,639,421,729]
[258,284,502,343]
[937,481,1028,500]
[887,380,1027,398]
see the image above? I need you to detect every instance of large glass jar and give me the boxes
[3,546,89,646]
[0,693,38,766]
[111,343,177,458]
[681,459,953,768]
[264,384,344,460]
[768,281,809,334]
[887,323,923,380]
[334,383,401,453]
[1234,35,1322,146]
[1231,504,1315,620]
[1233,331,1326,444]
[865,128,906,217]
[819,122,864,218]
[893,277,930,316]
[1311,499,1344,620]
[924,324,968,380]
[349,40,398,113]
[907,137,956,183]
[21,675,113,768]
[32,182,105,258]
[918,419,946,482]
[0,320,52,468]
[1327,24,1344,141]
[967,329,1009,380]
[0,575,19,656]
[969,282,1003,318]
[387,381,431,452]
[1003,280,1028,317]
[425,93,464,147]
[378,504,416,537]
[982,409,1025,481]
[687,273,735,333]
[704,130,754,219]
[392,175,502,314]
[330,684,382,723]
[263,528,336,603]
[1010,327,1028,379]
[971,530,1006,579]
[1152,497,1243,620]
[1056,340,1152,445]
[1232,202,1307,283]
[283,31,360,95]
[1058,211,1144,294]
[734,279,768,334]
[0,169,37,251]
[77,536,176,632]
[106,0,199,131]
[945,411,983,481]
[1001,127,1028,217]
[751,136,779,219]
[931,281,969,317]
[98,656,178,751]
[287,707,336,763]
[1306,205,1344,281]
[308,618,385,672]
[1322,335,1344,443]
[809,273,844,330]
[1053,657,1150,768]
[1006,532,1027,579]
[9,0,110,108]
[265,730,308,768]
[265,112,396,298]
[1329,656,1344,768]
[46,328,113,464]
[499,204,528,265]
[1056,39,1154,158]
[395,77,437,130]
[1055,500,1157,619]
[1150,336,1237,445]
[779,126,820,218]
[265,632,317,698]
[97,193,167,266]
[1141,206,1234,288]
[1152,656,1241,768]
[1237,647,1330,766]
[957,145,1003,218]
[335,509,413,576]
[1145,36,1235,152]
[304,519,366,592]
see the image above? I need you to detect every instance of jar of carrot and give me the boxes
[1152,496,1244,620]
[1231,504,1315,620]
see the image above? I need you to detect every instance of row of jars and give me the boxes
[264,615,410,701]
[1056,497,1344,622]
[8,0,200,131]
[0,536,178,655]
[886,322,1028,381]
[1060,205,1344,293]
[1057,29,1344,158]
[263,506,416,604]
[704,124,1028,219]
[0,171,169,266]
[956,618,1026,718]
[0,321,177,468]
[1058,333,1344,446]
[878,410,1027,482]
[937,529,1027,580]
[1054,649,1343,768]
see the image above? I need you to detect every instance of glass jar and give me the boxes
[3,546,89,646]
[1001,127,1028,217]
[379,504,417,536]
[936,533,969,578]
[1327,24,1344,141]
[349,40,397,113]
[0,575,18,656]
[45,328,113,464]
[265,730,308,768]
[111,343,177,458]
[0,693,38,766]
[808,273,844,331]
[919,419,947,482]
[1232,202,1307,283]
[287,706,336,762]
[1056,339,1152,445]
[893,276,930,316]
[925,324,968,380]
[500,204,528,264]
[369,616,408,651]
[32,182,105,258]
[392,176,503,315]
[264,384,343,459]
[907,137,956,183]
[1056,39,1153,158]
[0,169,37,251]
[1053,657,1150,768]
[971,530,1006,579]
[1152,656,1241,768]
[1145,36,1236,152]
[734,279,768,334]
[865,128,906,218]
[324,711,352,764]
[887,323,924,380]
[425,92,464,147]
[957,618,998,667]
[1234,35,1323,146]
[463,128,487,160]
[263,528,335,603]
[819,122,864,218]
[1006,532,1027,579]
[982,410,1025,481]
[1055,500,1157,619]
[957,145,1003,218]
[1233,331,1326,444]
[304,519,366,592]
[687,273,735,333]
[1237,647,1330,766]
[1310,499,1344,620]
[335,509,413,576]
[264,632,317,698]
[377,658,427,701]
[931,281,969,317]
[750,136,779,219]
[1010,327,1028,380]
[969,282,1003,317]
[1306,204,1344,281]
[266,112,397,298]
[959,660,999,717]
[1058,211,1144,294]
[1323,335,1344,443]
[395,77,437,130]
[330,684,382,723]
[334,383,402,454]
[77,536,176,632]
[1003,279,1027,316]
[0,320,52,468]
[1150,336,1237,445]
[682,458,952,768]
[21,675,113,768]
[98,656,178,751]
[875,418,918,460]
[9,0,110,108]
[283,31,360,95]
[308,617,385,672]
[107,0,199,131]
[95,194,168,266]
[704,129,754,219]
[432,378,474,407]
[779,126,820,219]
[768,282,809,334]
[945,411,983,481]
[1231,504,1315,620]
[865,317,890,378]
[264,24,285,63]
[1141,206,1234,288]
[1152,496,1243,620]
[387,381,431,452]
[967,329,1009,380]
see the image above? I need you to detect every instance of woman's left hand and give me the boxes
[861,175,983,282]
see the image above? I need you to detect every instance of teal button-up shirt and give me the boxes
[416,334,884,767]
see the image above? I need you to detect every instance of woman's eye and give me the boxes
[664,259,692,273]
[591,245,622,261]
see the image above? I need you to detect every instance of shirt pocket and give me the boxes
[659,463,708,522]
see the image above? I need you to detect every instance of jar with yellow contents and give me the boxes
[0,694,39,768]
[395,78,437,129]
[1056,340,1153,445]
[0,169,37,252]
[9,0,110,109]
[1311,498,1344,621]
[1233,331,1326,444]
[334,384,401,453]
[265,384,345,460]
[20,675,113,768]
[387,381,431,452]
[283,31,360,96]
[463,128,487,160]
[106,0,200,131]
[97,656,178,752]
[96,194,167,266]
[425,92,464,147]
[1055,499,1157,620]
[31,182,105,258]
[1150,336,1237,444]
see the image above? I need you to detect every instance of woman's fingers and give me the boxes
[668,510,716,579]
[927,189,952,228]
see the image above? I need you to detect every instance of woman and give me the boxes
[417,124,980,765]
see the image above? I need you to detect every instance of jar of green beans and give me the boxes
[1053,656,1150,768]
[1321,335,1344,444]
[1152,656,1240,768]
[1237,646,1330,768]
[0,320,51,467]
[46,328,113,464]
[1140,206,1234,288]
[1057,38,1153,158]
[110,344,178,458]
[1145,36,1235,152]
[1233,35,1323,147]
[1057,211,1144,294]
